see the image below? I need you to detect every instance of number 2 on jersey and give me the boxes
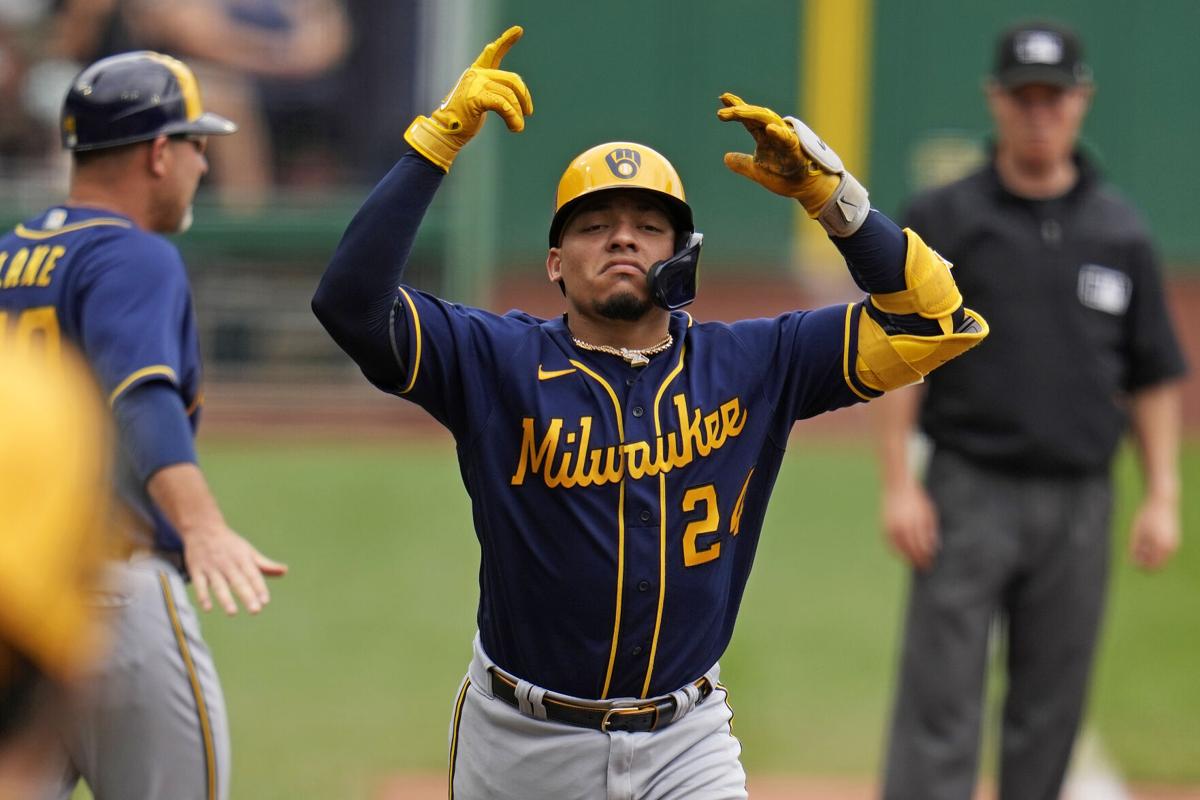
[682,484,720,566]
[681,468,755,567]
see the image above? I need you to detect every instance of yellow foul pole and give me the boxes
[797,0,873,284]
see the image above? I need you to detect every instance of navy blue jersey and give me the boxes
[314,152,889,700]
[0,206,202,554]
[394,294,864,699]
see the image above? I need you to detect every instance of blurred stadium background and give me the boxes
[2,0,1192,797]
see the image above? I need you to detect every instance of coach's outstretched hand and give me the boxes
[149,463,288,616]
[404,25,534,172]
[717,92,869,236]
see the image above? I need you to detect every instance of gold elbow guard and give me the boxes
[855,308,988,392]
[871,228,961,324]
[854,229,988,392]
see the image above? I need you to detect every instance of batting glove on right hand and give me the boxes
[404,25,534,172]
[717,92,869,236]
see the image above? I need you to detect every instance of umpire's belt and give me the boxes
[489,669,712,733]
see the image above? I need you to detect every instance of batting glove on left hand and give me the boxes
[404,25,534,172]
[717,92,869,236]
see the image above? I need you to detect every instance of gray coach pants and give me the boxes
[883,448,1112,800]
[52,553,230,800]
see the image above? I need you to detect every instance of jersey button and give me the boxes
[638,580,651,592]
[632,406,644,417]
[626,378,635,387]
[639,510,651,522]
[632,645,643,656]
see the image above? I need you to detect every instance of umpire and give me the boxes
[876,20,1187,800]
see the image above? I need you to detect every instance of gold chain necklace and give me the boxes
[571,333,674,367]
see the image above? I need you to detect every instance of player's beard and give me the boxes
[594,290,650,321]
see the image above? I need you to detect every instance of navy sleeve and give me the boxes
[312,150,445,389]
[828,209,907,293]
[728,302,870,445]
[75,234,192,405]
[112,381,197,481]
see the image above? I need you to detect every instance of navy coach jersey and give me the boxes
[388,287,865,699]
[0,206,202,555]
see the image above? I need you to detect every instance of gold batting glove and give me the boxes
[404,25,534,172]
[717,92,869,236]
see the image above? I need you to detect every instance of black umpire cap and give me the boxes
[992,21,1093,89]
[62,51,237,152]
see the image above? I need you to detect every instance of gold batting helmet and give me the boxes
[548,142,693,247]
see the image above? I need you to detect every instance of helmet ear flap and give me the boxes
[647,233,704,310]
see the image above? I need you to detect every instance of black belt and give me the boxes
[489,670,712,733]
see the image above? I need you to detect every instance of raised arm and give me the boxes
[716,94,987,395]
[312,25,533,388]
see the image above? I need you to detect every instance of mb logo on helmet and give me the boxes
[605,148,641,179]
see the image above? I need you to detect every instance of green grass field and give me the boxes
[99,437,1199,799]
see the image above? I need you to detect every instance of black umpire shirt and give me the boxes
[902,153,1187,476]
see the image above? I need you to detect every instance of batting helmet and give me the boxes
[61,51,237,152]
[548,142,693,248]
[549,142,703,310]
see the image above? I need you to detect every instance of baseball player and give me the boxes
[0,51,286,800]
[313,26,987,799]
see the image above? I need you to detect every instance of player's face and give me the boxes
[988,82,1092,173]
[547,191,676,322]
[155,135,209,233]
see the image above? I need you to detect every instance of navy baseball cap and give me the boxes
[992,21,1093,89]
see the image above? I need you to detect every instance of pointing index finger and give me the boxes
[475,25,524,69]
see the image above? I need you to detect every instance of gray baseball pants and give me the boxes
[882,448,1112,800]
[449,634,747,800]
[52,553,230,800]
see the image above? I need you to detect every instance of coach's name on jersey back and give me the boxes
[0,245,67,290]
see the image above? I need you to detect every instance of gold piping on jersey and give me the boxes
[841,304,873,401]
[642,342,688,697]
[186,390,204,416]
[14,218,131,240]
[159,571,217,800]
[396,288,423,395]
[108,365,178,406]
[730,468,755,535]
[447,677,471,799]
[567,358,626,699]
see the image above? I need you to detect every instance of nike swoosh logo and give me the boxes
[537,365,577,381]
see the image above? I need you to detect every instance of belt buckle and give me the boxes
[600,704,659,732]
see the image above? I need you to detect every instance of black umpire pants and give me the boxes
[882,448,1112,800]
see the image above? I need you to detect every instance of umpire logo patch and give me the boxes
[605,148,641,179]
[1077,264,1131,315]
